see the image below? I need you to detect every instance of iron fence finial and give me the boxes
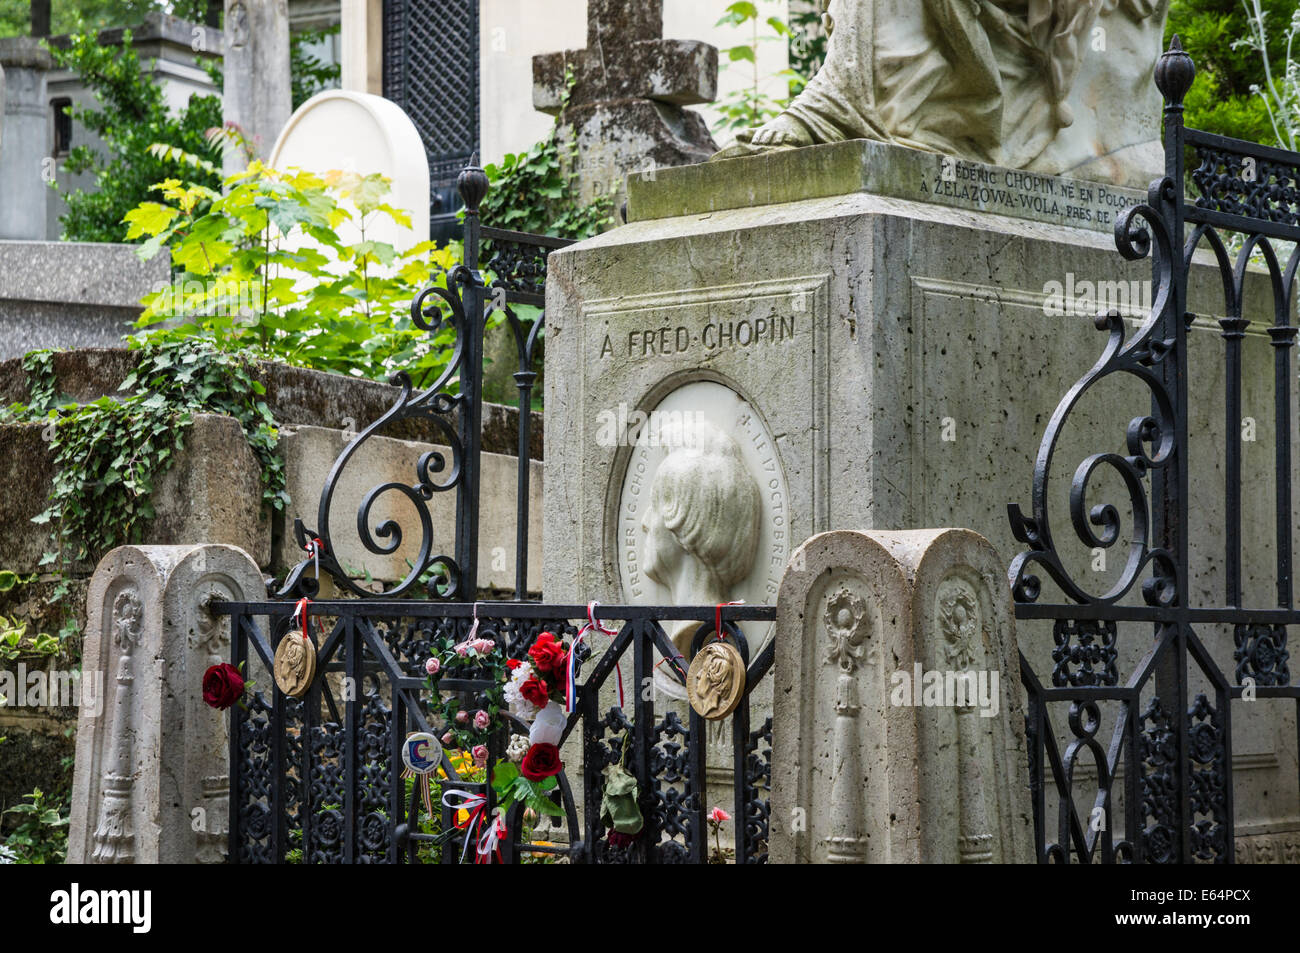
[457,159,489,216]
[1156,35,1195,107]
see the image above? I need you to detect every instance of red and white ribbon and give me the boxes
[291,597,312,643]
[715,600,744,643]
[566,601,621,713]
[303,536,324,580]
[441,789,505,864]
[476,811,506,865]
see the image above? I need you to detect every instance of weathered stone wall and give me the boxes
[0,350,544,829]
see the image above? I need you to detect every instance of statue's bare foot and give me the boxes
[711,112,814,160]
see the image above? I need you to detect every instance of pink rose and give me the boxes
[455,710,469,725]
[472,744,489,767]
[441,731,454,745]
[473,710,491,730]
[425,657,440,676]
[455,642,470,657]
[707,806,731,823]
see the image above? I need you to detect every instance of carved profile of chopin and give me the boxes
[642,421,761,663]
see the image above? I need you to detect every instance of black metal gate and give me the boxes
[214,168,775,864]
[1008,39,1300,863]
[383,0,480,244]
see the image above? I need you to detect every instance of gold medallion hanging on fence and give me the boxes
[274,598,317,698]
[686,641,746,720]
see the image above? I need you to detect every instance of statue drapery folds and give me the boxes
[720,0,1169,187]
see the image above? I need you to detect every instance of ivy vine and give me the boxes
[6,340,288,604]
[480,71,617,240]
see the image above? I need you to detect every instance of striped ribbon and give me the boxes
[566,601,621,714]
[441,789,505,864]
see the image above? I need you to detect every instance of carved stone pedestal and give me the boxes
[770,528,1033,863]
[68,544,264,864]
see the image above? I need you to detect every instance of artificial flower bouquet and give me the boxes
[422,629,574,820]
[423,633,505,768]
[495,632,572,817]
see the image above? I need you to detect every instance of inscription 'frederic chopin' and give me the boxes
[919,160,1135,226]
[600,314,798,359]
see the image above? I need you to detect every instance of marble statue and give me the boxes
[719,0,1170,186]
[641,421,761,664]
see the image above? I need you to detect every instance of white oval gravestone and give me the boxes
[268,90,430,251]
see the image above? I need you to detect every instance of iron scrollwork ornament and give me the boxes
[279,166,493,601]
[1007,184,1180,609]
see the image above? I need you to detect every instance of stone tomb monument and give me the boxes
[543,17,1300,853]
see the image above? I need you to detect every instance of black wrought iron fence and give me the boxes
[216,601,774,864]
[1008,38,1300,863]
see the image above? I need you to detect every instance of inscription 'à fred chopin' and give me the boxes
[600,314,798,359]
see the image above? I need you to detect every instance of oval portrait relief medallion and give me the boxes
[686,641,747,720]
[274,631,317,699]
[614,381,791,699]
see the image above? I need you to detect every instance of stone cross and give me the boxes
[532,0,718,207]
[534,0,715,114]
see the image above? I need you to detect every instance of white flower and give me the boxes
[506,733,530,763]
[503,660,540,722]
[529,700,566,747]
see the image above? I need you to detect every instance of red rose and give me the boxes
[202,663,245,710]
[520,742,564,781]
[520,675,550,708]
[505,658,522,670]
[528,632,568,676]
[607,830,639,848]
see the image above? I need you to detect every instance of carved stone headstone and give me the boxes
[770,528,1033,863]
[532,0,719,206]
[68,544,265,864]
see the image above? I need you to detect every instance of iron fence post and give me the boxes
[456,164,489,598]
